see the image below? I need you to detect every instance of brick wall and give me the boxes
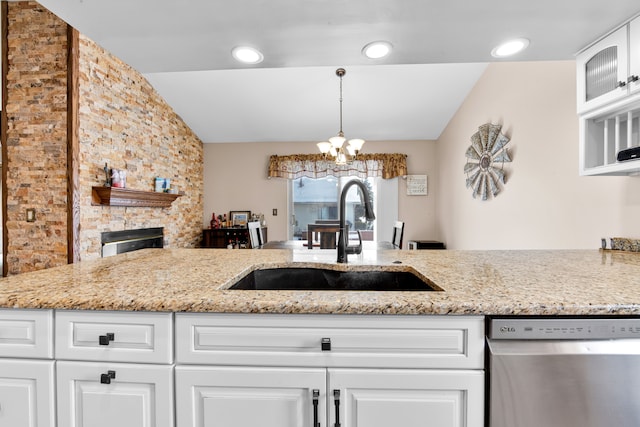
[77,35,203,260]
[4,2,204,273]
[4,3,69,274]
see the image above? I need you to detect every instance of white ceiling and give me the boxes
[35,0,640,143]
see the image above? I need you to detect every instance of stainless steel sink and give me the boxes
[229,268,442,291]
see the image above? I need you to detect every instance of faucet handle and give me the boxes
[346,230,363,255]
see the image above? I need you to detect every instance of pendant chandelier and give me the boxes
[317,68,365,165]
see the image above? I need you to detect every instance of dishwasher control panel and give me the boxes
[489,318,640,340]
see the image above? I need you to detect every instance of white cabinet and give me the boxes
[630,17,640,96]
[175,312,483,369]
[0,309,55,427]
[577,25,629,114]
[577,14,640,175]
[55,309,173,363]
[0,309,486,427]
[0,359,55,427]
[176,366,326,427]
[175,313,484,427]
[329,368,484,427]
[57,361,174,427]
[0,308,53,359]
[55,310,175,427]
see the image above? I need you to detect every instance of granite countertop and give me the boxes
[1,247,639,315]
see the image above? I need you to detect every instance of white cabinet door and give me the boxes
[328,368,484,427]
[0,359,55,427]
[57,361,174,427]
[176,366,326,427]
[576,26,629,113]
[630,16,640,95]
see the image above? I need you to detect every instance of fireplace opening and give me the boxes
[101,227,164,257]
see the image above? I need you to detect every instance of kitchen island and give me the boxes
[1,247,640,426]
[0,247,638,315]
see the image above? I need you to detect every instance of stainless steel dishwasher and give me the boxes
[487,317,640,427]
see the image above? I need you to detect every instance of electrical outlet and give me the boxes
[272,209,277,216]
[26,208,36,222]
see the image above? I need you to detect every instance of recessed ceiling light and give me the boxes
[491,38,530,58]
[231,46,264,64]
[362,41,393,59]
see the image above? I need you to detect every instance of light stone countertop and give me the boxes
[1,247,639,315]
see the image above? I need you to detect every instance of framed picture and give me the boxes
[230,211,251,227]
[406,175,427,196]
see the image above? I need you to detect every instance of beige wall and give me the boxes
[437,61,640,249]
[204,140,439,246]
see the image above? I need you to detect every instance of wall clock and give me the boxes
[463,123,511,200]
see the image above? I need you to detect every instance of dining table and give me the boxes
[306,223,340,249]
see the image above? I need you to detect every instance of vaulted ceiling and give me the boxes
[36,0,640,143]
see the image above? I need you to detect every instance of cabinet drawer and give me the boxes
[0,309,53,359]
[176,313,484,369]
[55,310,173,363]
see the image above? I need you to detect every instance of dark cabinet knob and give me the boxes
[99,333,115,345]
[100,370,116,384]
[321,337,331,351]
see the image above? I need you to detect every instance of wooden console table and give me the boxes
[202,228,268,249]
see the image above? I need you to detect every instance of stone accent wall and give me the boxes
[77,35,203,260]
[5,3,69,274]
[4,2,204,272]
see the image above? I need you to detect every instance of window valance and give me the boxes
[267,153,407,180]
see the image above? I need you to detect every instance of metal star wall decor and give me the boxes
[464,123,512,200]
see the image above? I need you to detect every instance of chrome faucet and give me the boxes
[337,179,376,263]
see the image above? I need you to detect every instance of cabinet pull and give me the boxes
[321,337,331,351]
[312,389,320,427]
[99,332,115,345]
[333,389,341,427]
[617,80,627,88]
[100,370,116,384]
[629,75,639,83]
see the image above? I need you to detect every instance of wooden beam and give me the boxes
[67,26,80,264]
[2,2,8,277]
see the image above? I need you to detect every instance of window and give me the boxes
[288,176,397,242]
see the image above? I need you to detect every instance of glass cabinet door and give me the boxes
[577,26,628,114]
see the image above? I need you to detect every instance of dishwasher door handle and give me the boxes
[487,338,640,356]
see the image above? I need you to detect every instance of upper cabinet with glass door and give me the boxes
[576,18,640,114]
[577,14,640,176]
[630,16,640,97]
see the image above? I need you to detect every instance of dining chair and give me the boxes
[248,221,262,248]
[392,221,404,249]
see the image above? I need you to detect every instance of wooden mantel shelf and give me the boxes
[92,186,181,208]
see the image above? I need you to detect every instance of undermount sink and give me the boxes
[229,268,442,292]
